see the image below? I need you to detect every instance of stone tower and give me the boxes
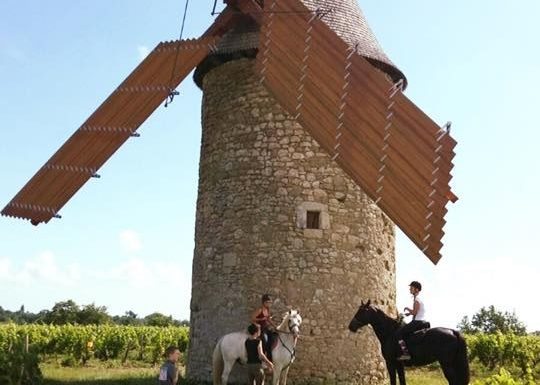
[187,1,404,383]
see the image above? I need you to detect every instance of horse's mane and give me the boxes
[276,315,289,332]
[276,310,299,332]
[371,306,402,330]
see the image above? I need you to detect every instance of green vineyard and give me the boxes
[0,324,189,366]
[1,324,540,385]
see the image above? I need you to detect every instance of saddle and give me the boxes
[404,321,431,345]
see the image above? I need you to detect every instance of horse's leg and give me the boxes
[440,361,457,385]
[385,360,397,385]
[279,366,290,385]
[221,359,234,385]
[271,364,282,385]
[396,362,406,385]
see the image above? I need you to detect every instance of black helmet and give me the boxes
[409,281,422,291]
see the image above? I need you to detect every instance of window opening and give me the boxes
[306,211,320,229]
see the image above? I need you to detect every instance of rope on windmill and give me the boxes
[332,43,358,161]
[422,121,451,253]
[259,0,277,85]
[375,78,404,205]
[293,11,319,121]
[165,0,190,107]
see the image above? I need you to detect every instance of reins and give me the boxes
[277,330,297,369]
[274,315,300,368]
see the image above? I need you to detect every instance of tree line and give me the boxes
[0,300,188,327]
[456,305,535,335]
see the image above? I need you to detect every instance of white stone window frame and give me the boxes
[296,202,330,233]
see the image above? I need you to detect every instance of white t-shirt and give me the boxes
[413,295,426,321]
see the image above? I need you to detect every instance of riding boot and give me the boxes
[266,342,273,362]
[397,339,411,361]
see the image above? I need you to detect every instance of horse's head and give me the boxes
[281,309,302,337]
[348,300,375,332]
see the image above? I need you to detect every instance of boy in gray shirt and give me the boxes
[159,346,181,385]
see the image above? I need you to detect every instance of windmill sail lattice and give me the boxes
[1,37,218,225]
[255,0,456,263]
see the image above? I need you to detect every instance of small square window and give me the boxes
[306,211,320,229]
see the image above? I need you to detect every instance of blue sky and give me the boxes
[1,1,539,331]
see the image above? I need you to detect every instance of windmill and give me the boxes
[1,0,457,383]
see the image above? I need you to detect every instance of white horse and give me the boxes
[212,309,302,385]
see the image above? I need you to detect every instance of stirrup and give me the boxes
[397,354,411,361]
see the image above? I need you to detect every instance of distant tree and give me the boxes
[33,310,50,324]
[77,303,111,325]
[178,319,189,327]
[457,305,527,335]
[144,312,174,327]
[113,310,141,325]
[0,306,8,322]
[44,300,80,325]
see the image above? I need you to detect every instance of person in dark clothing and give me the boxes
[251,294,277,361]
[158,345,181,385]
[245,323,273,385]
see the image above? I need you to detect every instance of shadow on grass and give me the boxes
[44,378,208,385]
[44,379,154,385]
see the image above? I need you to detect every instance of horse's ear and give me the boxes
[360,300,365,306]
[366,299,371,306]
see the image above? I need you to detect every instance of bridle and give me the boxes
[275,314,301,335]
[277,315,300,368]
[352,307,370,327]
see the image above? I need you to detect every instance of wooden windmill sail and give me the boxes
[2,0,456,264]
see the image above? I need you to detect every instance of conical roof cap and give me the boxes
[197,0,406,87]
[301,0,406,86]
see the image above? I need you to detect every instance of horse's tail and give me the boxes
[212,338,224,385]
[453,330,470,385]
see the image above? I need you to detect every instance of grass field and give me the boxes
[41,363,480,385]
[42,364,157,385]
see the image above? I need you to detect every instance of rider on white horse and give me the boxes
[251,294,277,361]
[213,309,302,385]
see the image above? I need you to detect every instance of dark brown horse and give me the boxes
[348,300,469,385]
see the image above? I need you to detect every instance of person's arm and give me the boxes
[405,300,419,317]
[267,312,278,328]
[257,340,274,370]
[251,307,265,324]
[169,364,179,385]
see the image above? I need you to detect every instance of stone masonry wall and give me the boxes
[187,58,396,384]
